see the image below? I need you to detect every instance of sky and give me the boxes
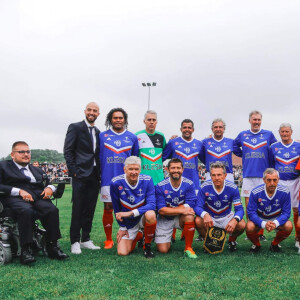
[1,0,300,158]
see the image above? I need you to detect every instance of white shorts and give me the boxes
[241,178,264,197]
[205,172,234,182]
[100,186,111,202]
[121,216,144,240]
[211,211,235,229]
[279,178,300,208]
[155,215,182,244]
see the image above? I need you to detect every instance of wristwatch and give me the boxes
[233,217,239,223]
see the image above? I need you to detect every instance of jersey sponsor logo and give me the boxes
[104,143,133,154]
[118,186,123,190]
[175,149,199,160]
[164,190,169,194]
[192,143,197,149]
[137,188,144,196]
[207,149,231,159]
[275,155,299,165]
[104,134,109,137]
[274,199,280,207]
[243,140,267,150]
[155,139,161,146]
[121,191,126,195]
[205,192,209,196]
[124,137,131,143]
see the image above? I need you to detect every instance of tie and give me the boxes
[20,167,31,182]
[89,127,94,149]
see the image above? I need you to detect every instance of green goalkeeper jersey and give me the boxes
[136,129,166,185]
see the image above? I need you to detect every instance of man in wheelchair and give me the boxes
[0,141,68,265]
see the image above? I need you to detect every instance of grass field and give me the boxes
[1,185,300,299]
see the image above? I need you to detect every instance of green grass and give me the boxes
[1,185,300,299]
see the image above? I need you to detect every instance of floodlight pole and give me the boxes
[142,82,157,110]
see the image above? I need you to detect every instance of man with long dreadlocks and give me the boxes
[99,108,139,249]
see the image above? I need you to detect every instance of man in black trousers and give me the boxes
[64,102,101,254]
[0,141,68,265]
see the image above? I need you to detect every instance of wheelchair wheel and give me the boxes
[0,243,12,265]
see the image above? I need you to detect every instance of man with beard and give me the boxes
[99,108,139,249]
[155,158,198,258]
[64,102,101,254]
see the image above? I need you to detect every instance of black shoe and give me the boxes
[171,237,176,243]
[47,242,69,260]
[180,236,185,241]
[259,235,267,242]
[269,244,281,252]
[143,243,154,259]
[228,241,237,252]
[250,245,261,253]
[195,235,204,242]
[20,247,36,265]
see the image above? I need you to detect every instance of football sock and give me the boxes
[246,231,261,246]
[103,209,113,241]
[272,230,291,245]
[293,213,300,239]
[258,228,264,236]
[130,231,143,252]
[144,222,156,245]
[228,235,237,242]
[172,228,177,240]
[183,222,195,250]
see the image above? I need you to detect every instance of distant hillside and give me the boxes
[1,149,65,163]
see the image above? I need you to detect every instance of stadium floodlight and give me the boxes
[141,82,157,110]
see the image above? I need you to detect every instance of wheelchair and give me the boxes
[0,183,65,265]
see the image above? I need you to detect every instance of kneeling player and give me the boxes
[110,156,157,258]
[155,158,197,258]
[246,168,292,253]
[194,162,245,252]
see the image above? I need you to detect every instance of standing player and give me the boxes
[246,168,292,252]
[234,110,276,241]
[194,162,245,252]
[110,156,156,258]
[269,123,300,248]
[163,119,203,193]
[201,118,242,182]
[155,158,198,258]
[99,108,139,249]
[136,110,166,185]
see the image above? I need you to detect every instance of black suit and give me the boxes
[64,120,100,244]
[0,160,61,246]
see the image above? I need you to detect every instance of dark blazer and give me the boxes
[64,120,100,179]
[0,160,49,200]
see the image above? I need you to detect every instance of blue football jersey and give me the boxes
[99,129,139,186]
[194,180,244,220]
[234,129,277,178]
[163,137,203,189]
[247,184,291,227]
[270,140,300,180]
[110,174,156,229]
[156,177,197,219]
[200,137,242,174]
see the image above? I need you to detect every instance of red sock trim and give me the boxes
[144,222,156,245]
[103,209,113,241]
[183,221,195,250]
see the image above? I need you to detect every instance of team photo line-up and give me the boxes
[1,102,300,264]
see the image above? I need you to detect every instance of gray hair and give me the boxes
[124,156,141,167]
[249,110,262,119]
[211,118,226,130]
[209,162,226,174]
[263,168,279,179]
[279,123,292,131]
[144,110,157,120]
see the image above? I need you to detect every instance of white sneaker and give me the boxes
[295,241,300,249]
[80,240,100,250]
[71,242,82,254]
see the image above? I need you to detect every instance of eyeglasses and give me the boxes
[13,150,31,155]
